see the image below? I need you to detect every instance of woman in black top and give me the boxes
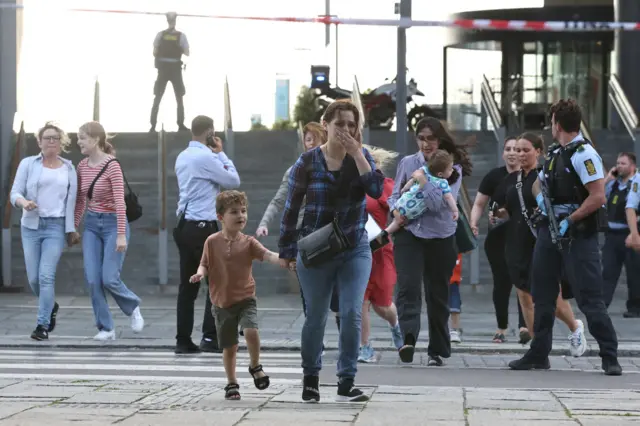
[499,133,586,356]
[470,137,527,343]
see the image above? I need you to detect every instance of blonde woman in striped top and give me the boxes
[74,121,144,341]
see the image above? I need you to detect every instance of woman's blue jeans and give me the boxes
[296,236,372,380]
[21,218,65,328]
[82,212,140,332]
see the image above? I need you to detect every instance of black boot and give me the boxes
[302,375,320,403]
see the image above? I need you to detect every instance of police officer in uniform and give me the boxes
[508,99,622,376]
[150,12,189,132]
[602,152,640,317]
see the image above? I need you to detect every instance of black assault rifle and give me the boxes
[539,174,566,250]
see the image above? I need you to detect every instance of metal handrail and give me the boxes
[480,74,503,131]
[580,120,594,146]
[609,74,639,141]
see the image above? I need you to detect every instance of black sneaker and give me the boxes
[48,302,59,333]
[175,341,201,354]
[30,325,48,341]
[336,378,369,402]
[200,338,221,353]
[602,358,623,376]
[508,356,551,370]
[427,355,444,366]
[302,375,320,403]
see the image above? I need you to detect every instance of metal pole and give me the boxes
[0,0,18,288]
[157,125,167,286]
[335,24,339,87]
[224,76,235,160]
[325,0,330,46]
[395,0,411,156]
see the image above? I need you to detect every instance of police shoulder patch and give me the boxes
[634,182,639,193]
[584,159,597,176]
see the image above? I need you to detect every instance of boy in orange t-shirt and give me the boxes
[449,254,463,343]
[190,191,282,401]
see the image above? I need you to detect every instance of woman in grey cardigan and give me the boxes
[10,122,78,341]
[255,122,333,317]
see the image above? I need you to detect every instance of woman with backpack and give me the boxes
[74,121,144,341]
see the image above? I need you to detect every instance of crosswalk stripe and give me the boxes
[0,363,303,374]
[0,349,307,384]
[0,373,302,385]
[0,349,302,359]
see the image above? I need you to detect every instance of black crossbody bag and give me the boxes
[88,159,143,223]
[296,162,352,268]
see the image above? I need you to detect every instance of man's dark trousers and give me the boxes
[602,229,640,312]
[173,220,218,345]
[150,63,185,128]
[527,224,618,361]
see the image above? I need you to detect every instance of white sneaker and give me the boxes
[450,329,462,343]
[130,307,144,333]
[93,330,116,341]
[569,319,587,357]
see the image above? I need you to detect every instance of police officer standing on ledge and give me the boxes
[150,12,190,133]
[173,115,241,353]
[602,152,640,317]
[508,99,622,376]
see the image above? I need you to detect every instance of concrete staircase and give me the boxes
[8,128,633,295]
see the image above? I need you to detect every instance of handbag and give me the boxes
[455,202,477,254]
[88,159,143,223]
[297,215,351,268]
[296,162,352,268]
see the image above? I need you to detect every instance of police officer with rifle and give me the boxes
[508,99,622,376]
[602,152,640,318]
[150,12,190,133]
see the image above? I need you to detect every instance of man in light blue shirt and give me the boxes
[509,99,621,376]
[173,115,240,354]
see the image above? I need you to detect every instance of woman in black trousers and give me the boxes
[470,137,529,344]
[388,117,472,366]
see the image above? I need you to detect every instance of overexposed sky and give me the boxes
[16,0,542,131]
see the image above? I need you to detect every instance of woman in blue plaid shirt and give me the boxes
[279,100,384,403]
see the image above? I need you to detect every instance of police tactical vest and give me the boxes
[543,139,604,233]
[157,30,183,62]
[607,180,631,224]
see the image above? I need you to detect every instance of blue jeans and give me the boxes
[21,218,65,328]
[82,212,140,332]
[296,235,372,379]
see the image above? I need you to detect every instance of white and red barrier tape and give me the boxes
[2,3,640,31]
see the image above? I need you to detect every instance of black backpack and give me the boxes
[87,159,143,223]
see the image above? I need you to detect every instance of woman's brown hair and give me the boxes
[415,117,473,178]
[322,99,361,130]
[517,132,545,152]
[79,121,115,155]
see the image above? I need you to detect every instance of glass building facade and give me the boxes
[443,3,615,131]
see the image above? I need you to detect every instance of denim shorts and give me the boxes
[449,283,462,313]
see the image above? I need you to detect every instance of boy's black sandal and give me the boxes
[249,364,270,390]
[224,383,241,400]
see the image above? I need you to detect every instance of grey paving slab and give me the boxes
[1,406,137,424]
[0,383,96,398]
[577,415,640,425]
[64,390,149,404]
[118,410,248,426]
[0,403,44,420]
[242,409,356,422]
[467,409,572,421]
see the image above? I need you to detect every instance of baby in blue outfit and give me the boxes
[383,150,459,237]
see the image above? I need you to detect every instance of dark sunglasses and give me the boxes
[417,134,438,143]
